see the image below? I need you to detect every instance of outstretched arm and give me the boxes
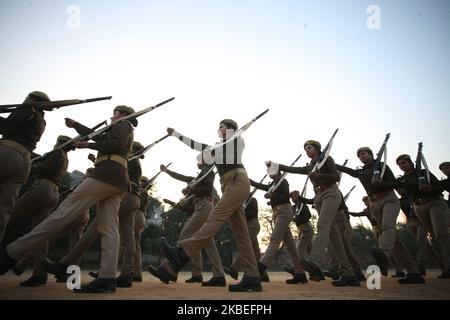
[336,164,360,178]
[249,179,270,191]
[278,163,309,175]
[168,128,211,152]
[165,169,194,183]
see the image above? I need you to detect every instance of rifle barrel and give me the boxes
[0,96,112,113]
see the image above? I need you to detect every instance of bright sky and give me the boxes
[1,0,449,227]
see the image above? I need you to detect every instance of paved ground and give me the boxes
[0,270,449,300]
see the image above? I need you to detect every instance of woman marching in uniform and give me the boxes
[158,119,262,292]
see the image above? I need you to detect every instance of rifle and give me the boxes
[415,142,430,189]
[129,134,170,161]
[294,128,339,217]
[371,133,391,184]
[294,178,309,216]
[343,185,356,202]
[142,162,173,191]
[162,198,177,207]
[170,109,270,209]
[186,108,270,189]
[342,184,362,225]
[82,97,175,142]
[267,154,302,194]
[59,185,78,198]
[312,128,339,173]
[337,159,348,186]
[31,120,108,163]
[244,172,269,209]
[0,96,112,113]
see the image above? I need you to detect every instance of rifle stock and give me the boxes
[0,96,112,113]
[143,162,173,191]
[129,134,170,161]
[371,133,390,184]
[84,97,174,141]
[31,120,108,163]
[416,142,428,189]
[312,128,338,172]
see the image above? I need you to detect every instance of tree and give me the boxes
[396,222,418,260]
[259,207,274,248]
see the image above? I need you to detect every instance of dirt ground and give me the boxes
[0,270,449,300]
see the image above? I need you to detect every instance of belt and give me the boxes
[220,168,246,184]
[0,139,31,159]
[315,184,335,192]
[414,196,442,205]
[194,195,213,204]
[95,154,128,169]
[273,203,292,214]
[369,191,390,201]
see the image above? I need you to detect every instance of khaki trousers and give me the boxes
[163,199,224,277]
[118,193,139,276]
[407,218,428,267]
[0,145,31,242]
[373,223,405,272]
[231,217,261,271]
[370,191,419,274]
[10,179,59,277]
[414,199,450,271]
[60,192,139,277]
[329,212,362,275]
[311,185,354,276]
[180,168,259,277]
[296,222,313,258]
[15,209,89,273]
[260,204,303,272]
[7,177,125,279]
[133,210,146,278]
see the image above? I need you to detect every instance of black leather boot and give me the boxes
[228,276,262,292]
[224,267,239,280]
[398,273,425,284]
[148,265,173,284]
[116,274,133,288]
[355,270,366,281]
[286,272,308,284]
[202,276,226,287]
[372,248,389,276]
[158,237,189,273]
[283,266,295,276]
[323,270,340,280]
[300,256,324,281]
[257,261,270,282]
[20,275,48,287]
[73,278,116,293]
[185,275,203,283]
[40,258,68,280]
[0,246,17,275]
[332,276,361,287]
[132,275,143,282]
[391,270,406,278]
